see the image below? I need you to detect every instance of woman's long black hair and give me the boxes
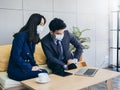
[14,13,46,44]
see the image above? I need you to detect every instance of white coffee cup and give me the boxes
[38,73,49,82]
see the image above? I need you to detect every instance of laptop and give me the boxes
[75,68,98,77]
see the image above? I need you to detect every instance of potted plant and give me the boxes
[70,26,91,52]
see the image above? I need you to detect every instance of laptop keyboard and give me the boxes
[84,69,97,75]
[75,68,98,76]
[76,68,87,74]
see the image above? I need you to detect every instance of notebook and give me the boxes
[75,68,98,77]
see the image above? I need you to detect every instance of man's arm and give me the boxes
[69,31,83,60]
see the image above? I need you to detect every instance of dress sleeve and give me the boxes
[11,33,32,72]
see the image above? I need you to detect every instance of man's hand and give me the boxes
[67,59,78,65]
[67,59,74,65]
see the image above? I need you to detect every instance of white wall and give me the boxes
[0,0,109,67]
[77,0,109,67]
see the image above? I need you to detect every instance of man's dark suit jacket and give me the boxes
[41,30,83,68]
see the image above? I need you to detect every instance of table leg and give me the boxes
[88,86,92,90]
[80,87,91,90]
[106,79,113,90]
[0,84,4,90]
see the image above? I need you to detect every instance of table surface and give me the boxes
[21,67,120,90]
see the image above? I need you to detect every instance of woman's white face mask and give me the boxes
[37,25,44,35]
[55,34,64,41]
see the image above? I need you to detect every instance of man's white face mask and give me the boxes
[37,25,44,35]
[55,34,64,41]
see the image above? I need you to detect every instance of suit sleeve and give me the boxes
[69,31,83,60]
[11,34,32,72]
[41,40,65,66]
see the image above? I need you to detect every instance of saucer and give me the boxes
[36,78,50,83]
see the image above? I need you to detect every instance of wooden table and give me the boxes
[21,68,120,90]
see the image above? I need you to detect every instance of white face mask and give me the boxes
[37,25,44,35]
[55,34,64,41]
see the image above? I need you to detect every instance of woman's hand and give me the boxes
[32,66,40,71]
[32,66,43,71]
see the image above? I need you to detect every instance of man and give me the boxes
[41,18,83,76]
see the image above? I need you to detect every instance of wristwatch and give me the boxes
[63,65,68,70]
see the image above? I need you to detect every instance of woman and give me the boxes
[7,13,48,81]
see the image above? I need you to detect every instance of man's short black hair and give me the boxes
[49,18,66,32]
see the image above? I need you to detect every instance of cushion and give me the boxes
[0,72,21,88]
[0,43,46,71]
[77,61,87,67]
[34,43,46,65]
[0,45,12,71]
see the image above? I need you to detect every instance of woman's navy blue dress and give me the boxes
[7,32,47,81]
